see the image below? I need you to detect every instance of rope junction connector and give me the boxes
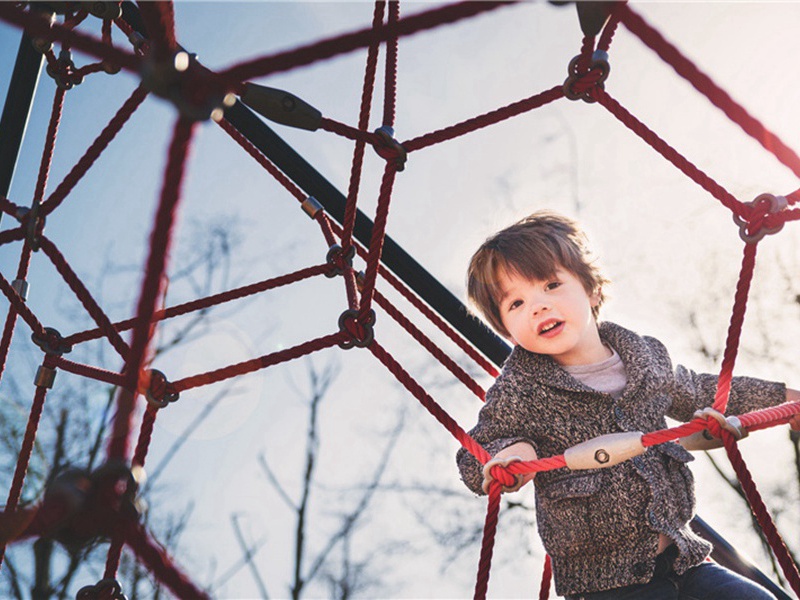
[325,244,356,278]
[39,462,144,552]
[733,193,787,244]
[679,407,748,451]
[373,126,407,171]
[141,51,237,122]
[46,49,84,90]
[11,279,29,301]
[16,204,45,251]
[481,455,524,494]
[142,369,179,408]
[563,51,610,103]
[564,431,645,470]
[240,83,323,131]
[301,196,324,219]
[32,327,73,356]
[81,1,123,21]
[35,365,57,389]
[338,308,376,349]
[76,577,127,600]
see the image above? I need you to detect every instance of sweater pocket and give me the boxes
[536,471,607,554]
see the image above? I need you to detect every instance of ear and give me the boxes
[589,287,601,308]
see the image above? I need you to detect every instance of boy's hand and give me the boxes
[482,442,538,494]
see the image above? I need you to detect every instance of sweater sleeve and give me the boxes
[668,365,786,423]
[455,379,538,496]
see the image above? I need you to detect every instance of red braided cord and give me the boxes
[122,522,211,599]
[358,163,398,315]
[373,287,486,400]
[217,117,307,202]
[712,242,757,415]
[577,35,595,71]
[315,213,339,247]
[37,236,131,360]
[382,1,400,128]
[0,228,24,246]
[739,401,800,431]
[172,332,348,392]
[0,196,19,216]
[319,117,375,144]
[103,536,124,582]
[40,85,149,217]
[722,433,800,596]
[0,356,56,565]
[137,2,178,60]
[219,1,516,84]
[473,483,501,600]
[594,88,747,218]
[327,217,501,378]
[54,356,126,388]
[597,3,624,53]
[340,0,385,252]
[71,62,106,79]
[67,264,330,345]
[0,273,47,339]
[108,117,197,462]
[619,5,800,180]
[368,339,491,463]
[403,86,564,153]
[0,5,139,73]
[538,554,552,600]
[133,405,159,468]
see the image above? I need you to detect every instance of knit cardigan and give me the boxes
[456,322,786,596]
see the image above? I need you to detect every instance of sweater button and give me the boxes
[614,406,625,421]
[648,510,658,527]
[632,561,651,578]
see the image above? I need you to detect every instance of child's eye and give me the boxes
[546,281,561,291]
[508,299,522,311]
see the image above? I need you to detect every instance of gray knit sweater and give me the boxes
[456,322,786,596]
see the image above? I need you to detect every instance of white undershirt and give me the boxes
[562,347,627,398]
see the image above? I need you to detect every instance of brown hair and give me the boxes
[467,211,608,338]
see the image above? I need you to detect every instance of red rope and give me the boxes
[0,273,47,340]
[319,117,375,144]
[619,4,800,180]
[67,264,330,345]
[172,332,348,392]
[0,5,139,74]
[722,433,800,596]
[108,117,197,462]
[41,85,149,217]
[219,1,516,84]
[38,236,131,360]
[473,483,501,600]
[538,554,552,600]
[594,88,748,219]
[596,3,624,53]
[403,86,564,153]
[382,1,400,128]
[341,0,385,251]
[136,2,178,60]
[54,357,126,388]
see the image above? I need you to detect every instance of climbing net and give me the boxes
[0,1,799,598]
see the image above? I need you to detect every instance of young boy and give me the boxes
[456,211,800,600]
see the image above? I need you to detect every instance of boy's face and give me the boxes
[497,267,606,366]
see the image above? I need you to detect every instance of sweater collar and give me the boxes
[506,321,650,394]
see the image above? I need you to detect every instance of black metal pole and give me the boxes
[0,20,47,224]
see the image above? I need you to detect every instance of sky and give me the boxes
[1,2,800,598]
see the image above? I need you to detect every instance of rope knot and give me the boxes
[31,326,72,356]
[16,203,45,251]
[372,126,407,171]
[141,51,237,122]
[76,578,126,600]
[45,49,84,90]
[324,243,356,278]
[338,308,376,349]
[732,193,787,243]
[481,456,524,494]
[563,51,610,103]
[140,369,179,409]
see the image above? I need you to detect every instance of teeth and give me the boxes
[540,322,560,334]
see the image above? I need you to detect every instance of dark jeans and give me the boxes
[565,547,776,600]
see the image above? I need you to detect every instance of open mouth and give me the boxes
[538,320,564,337]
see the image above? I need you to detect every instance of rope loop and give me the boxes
[76,577,127,600]
[372,125,407,171]
[31,326,73,356]
[324,243,356,278]
[338,308,376,349]
[732,193,787,243]
[141,369,179,409]
[563,51,610,103]
[141,51,237,122]
[45,48,85,90]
